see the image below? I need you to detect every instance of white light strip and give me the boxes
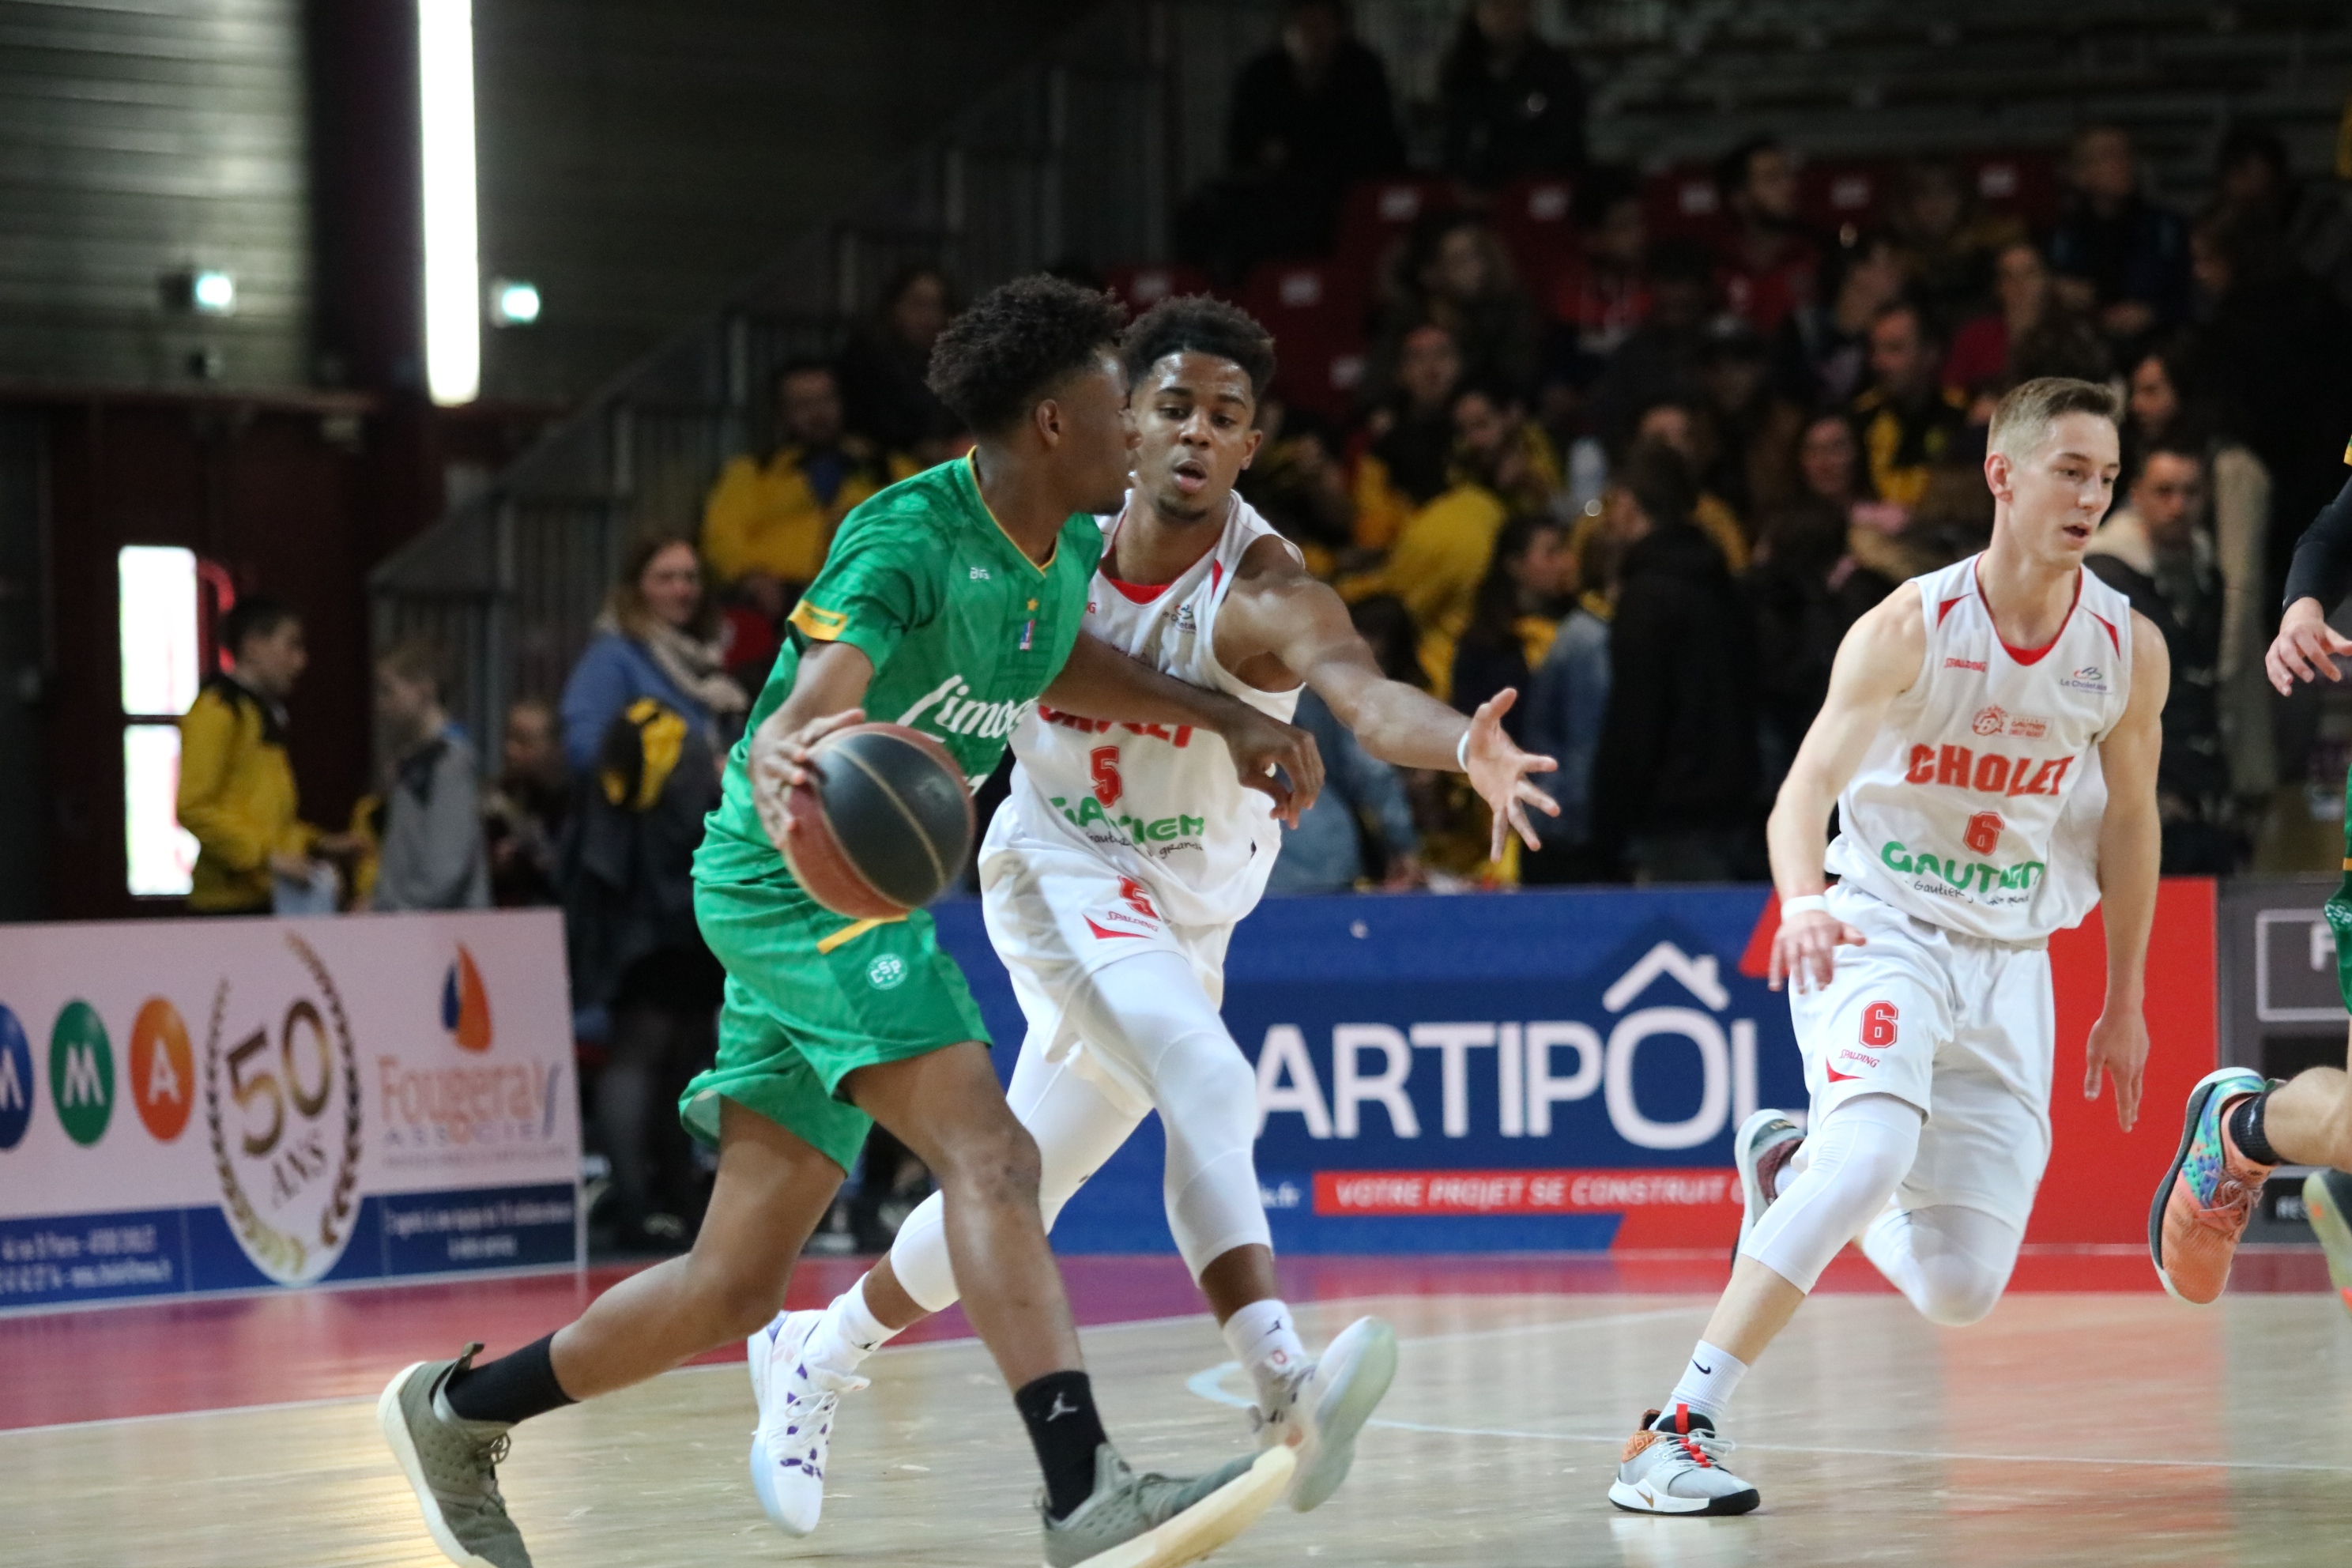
[418,0,480,405]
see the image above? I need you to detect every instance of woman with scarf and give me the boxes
[560,534,749,1251]
[561,536,750,775]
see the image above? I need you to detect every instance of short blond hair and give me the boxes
[1988,375,2121,460]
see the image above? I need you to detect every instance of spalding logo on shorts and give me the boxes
[867,955,909,991]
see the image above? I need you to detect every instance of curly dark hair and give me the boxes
[1120,295,1277,404]
[925,274,1128,436]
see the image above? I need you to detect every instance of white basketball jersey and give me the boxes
[1823,555,2134,944]
[990,492,1304,928]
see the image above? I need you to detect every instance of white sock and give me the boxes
[810,1276,898,1375]
[1664,1340,1748,1423]
[1221,1298,1307,1399]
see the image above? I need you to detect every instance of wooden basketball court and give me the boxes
[6,1254,2348,1566]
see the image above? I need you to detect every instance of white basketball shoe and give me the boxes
[1608,1404,1760,1516]
[1252,1315,1398,1512]
[746,1309,867,1536]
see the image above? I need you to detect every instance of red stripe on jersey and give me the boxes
[1102,575,1171,604]
[1938,594,1967,626]
[1979,563,2080,665]
[2090,610,2120,653]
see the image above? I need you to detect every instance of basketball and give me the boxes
[778,722,976,918]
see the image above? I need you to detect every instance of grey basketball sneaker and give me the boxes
[1041,1442,1292,1568]
[378,1344,533,1568]
[1608,1405,1760,1517]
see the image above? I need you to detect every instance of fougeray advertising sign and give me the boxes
[937,886,1811,1255]
[0,911,579,1313]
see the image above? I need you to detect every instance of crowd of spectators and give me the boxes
[653,10,2352,891]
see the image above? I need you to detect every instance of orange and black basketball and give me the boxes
[779,722,976,918]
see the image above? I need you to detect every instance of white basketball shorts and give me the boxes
[1788,882,2056,1229]
[978,831,1235,1118]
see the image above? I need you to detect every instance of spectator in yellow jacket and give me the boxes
[1351,382,1562,694]
[175,597,349,914]
[699,360,914,623]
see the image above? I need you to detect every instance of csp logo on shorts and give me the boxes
[866,955,908,991]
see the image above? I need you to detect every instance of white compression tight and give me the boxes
[1740,1093,1922,1294]
[1740,1092,2023,1325]
[1860,1200,2022,1327]
[887,948,1270,1314]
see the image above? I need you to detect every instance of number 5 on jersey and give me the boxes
[1089,744,1122,808]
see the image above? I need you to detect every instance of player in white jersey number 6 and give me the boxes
[743,296,1560,1537]
[1611,377,2169,1516]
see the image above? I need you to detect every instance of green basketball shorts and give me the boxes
[680,875,992,1174]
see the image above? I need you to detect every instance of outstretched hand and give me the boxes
[2267,597,2352,692]
[751,707,865,850]
[1461,690,1560,861]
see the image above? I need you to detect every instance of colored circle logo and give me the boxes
[0,1005,32,1150]
[130,997,194,1142]
[49,1001,114,1148]
[867,955,908,990]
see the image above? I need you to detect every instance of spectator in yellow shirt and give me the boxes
[1359,381,1562,694]
[699,360,914,624]
[175,597,351,914]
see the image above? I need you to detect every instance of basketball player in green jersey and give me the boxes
[379,277,1324,1568]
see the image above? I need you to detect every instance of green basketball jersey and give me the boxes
[695,454,1103,891]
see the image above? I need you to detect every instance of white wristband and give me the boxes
[1779,895,1829,918]
[1456,729,1472,771]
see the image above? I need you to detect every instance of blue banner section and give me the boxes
[375,1184,579,1276]
[932,885,1807,1256]
[1,1185,577,1311]
[0,1208,190,1310]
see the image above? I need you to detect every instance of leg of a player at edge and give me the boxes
[442,1098,841,1420]
[2226,1046,2352,1175]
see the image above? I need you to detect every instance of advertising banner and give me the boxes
[0,911,581,1313]
[936,880,2218,1255]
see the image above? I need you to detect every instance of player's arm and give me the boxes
[1766,587,1927,993]
[2267,471,2352,690]
[1040,630,1324,825]
[1218,539,1559,859]
[2082,610,2169,1133]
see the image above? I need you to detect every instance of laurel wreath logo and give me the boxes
[203,931,364,1283]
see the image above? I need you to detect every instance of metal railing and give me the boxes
[371,2,1185,749]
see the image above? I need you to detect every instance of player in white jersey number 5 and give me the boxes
[743,297,1559,1536]
[1611,377,2169,1516]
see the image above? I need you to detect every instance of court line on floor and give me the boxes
[1185,1310,2352,1479]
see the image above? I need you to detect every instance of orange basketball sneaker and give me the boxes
[2150,1068,2275,1305]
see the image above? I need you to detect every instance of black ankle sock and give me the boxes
[2228,1090,2280,1167]
[443,1334,576,1426]
[1015,1370,1110,1521]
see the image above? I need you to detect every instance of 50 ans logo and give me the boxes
[203,932,363,1284]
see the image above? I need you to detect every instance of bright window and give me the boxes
[124,726,199,897]
[119,546,202,896]
[119,545,201,716]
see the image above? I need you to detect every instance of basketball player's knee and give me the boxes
[1174,1042,1259,1151]
[1915,1262,2006,1327]
[936,1112,1042,1212]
